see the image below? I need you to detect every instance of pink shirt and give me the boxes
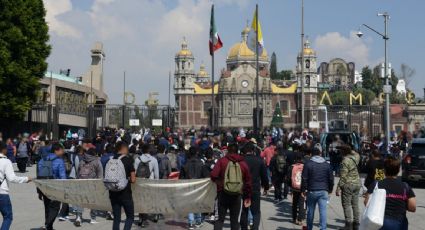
[261,146,276,166]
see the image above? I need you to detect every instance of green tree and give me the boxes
[277,70,292,80]
[0,0,50,119]
[270,52,277,80]
[271,103,283,127]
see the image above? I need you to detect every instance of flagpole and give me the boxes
[300,0,305,129]
[211,4,215,130]
[211,46,215,130]
[255,4,260,133]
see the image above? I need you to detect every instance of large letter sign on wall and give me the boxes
[406,92,415,105]
[319,91,333,105]
[349,93,363,105]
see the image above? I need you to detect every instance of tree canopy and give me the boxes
[0,0,50,119]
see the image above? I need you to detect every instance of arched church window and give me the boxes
[182,61,186,70]
[181,76,186,88]
[305,59,310,69]
[306,75,310,86]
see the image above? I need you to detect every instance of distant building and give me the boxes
[318,58,355,91]
[174,26,318,129]
[37,42,108,128]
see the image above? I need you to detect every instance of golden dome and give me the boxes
[227,26,268,60]
[302,39,315,55]
[198,63,208,77]
[176,37,193,57]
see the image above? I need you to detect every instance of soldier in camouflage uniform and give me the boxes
[336,145,361,230]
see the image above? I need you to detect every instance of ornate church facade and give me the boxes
[174,26,318,129]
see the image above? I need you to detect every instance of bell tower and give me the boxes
[297,39,318,107]
[174,37,195,95]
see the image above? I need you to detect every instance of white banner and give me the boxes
[35,178,216,214]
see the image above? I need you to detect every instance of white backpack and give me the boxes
[103,155,128,192]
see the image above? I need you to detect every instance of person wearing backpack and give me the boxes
[180,146,208,229]
[269,148,287,203]
[240,142,269,230]
[335,145,361,230]
[37,143,66,230]
[288,152,306,226]
[156,144,172,179]
[210,143,252,230]
[134,143,159,228]
[0,142,32,230]
[105,141,136,230]
[301,143,334,230]
[74,148,103,226]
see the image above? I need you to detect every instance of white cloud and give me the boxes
[43,0,82,38]
[44,0,243,104]
[314,31,374,68]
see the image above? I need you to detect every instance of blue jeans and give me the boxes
[306,191,328,230]
[188,213,202,225]
[381,217,408,230]
[0,194,13,230]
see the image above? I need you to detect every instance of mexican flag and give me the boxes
[209,4,223,56]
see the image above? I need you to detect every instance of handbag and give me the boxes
[359,182,386,230]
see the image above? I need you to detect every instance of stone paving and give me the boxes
[7,166,425,230]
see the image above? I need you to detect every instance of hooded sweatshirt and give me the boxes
[78,154,103,179]
[210,153,252,200]
[134,153,159,179]
[301,155,334,193]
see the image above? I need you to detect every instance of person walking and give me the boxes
[260,142,276,184]
[210,143,252,230]
[269,147,287,202]
[74,148,103,226]
[37,143,67,230]
[364,156,416,230]
[301,143,334,230]
[363,149,385,189]
[240,142,269,230]
[0,142,31,230]
[288,152,306,226]
[134,143,159,228]
[180,146,208,229]
[335,145,361,230]
[106,141,136,230]
[16,136,32,173]
[156,144,172,179]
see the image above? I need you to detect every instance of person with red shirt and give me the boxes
[261,142,276,184]
[210,143,252,230]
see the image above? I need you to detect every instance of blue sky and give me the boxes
[44,0,425,104]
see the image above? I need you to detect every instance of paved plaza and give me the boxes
[7,166,425,230]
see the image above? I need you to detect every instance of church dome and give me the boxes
[176,37,193,57]
[198,63,208,77]
[302,39,315,56]
[227,26,268,61]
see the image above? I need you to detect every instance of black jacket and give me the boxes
[180,157,208,179]
[244,154,269,192]
[301,155,334,193]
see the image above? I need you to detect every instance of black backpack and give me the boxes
[157,155,169,179]
[136,158,151,179]
[184,158,203,179]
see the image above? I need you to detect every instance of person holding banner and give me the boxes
[0,141,31,230]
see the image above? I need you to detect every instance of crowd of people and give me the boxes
[0,126,419,230]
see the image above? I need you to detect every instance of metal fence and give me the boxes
[304,105,384,138]
[0,104,174,139]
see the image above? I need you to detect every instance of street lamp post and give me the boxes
[357,12,391,150]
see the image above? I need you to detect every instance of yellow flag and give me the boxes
[248,8,264,53]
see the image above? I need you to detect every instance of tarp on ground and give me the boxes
[34,178,216,214]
